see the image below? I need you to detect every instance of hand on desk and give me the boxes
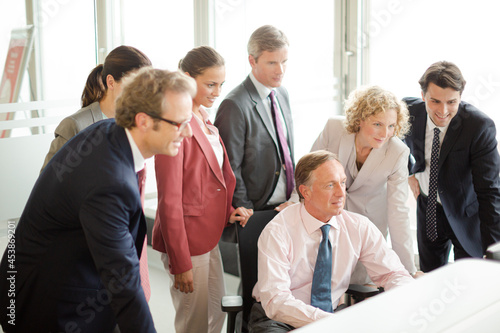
[412,271,425,278]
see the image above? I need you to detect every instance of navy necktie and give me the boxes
[426,127,441,242]
[269,90,294,199]
[311,224,333,312]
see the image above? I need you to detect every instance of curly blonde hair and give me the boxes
[344,86,410,139]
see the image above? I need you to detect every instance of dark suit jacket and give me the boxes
[404,97,500,256]
[0,120,155,333]
[214,76,294,210]
[153,116,236,274]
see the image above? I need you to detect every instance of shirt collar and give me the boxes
[124,128,146,173]
[426,114,450,134]
[196,107,210,123]
[249,71,275,100]
[300,203,339,235]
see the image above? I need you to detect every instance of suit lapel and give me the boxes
[190,116,226,186]
[410,109,427,173]
[276,88,294,160]
[244,77,280,153]
[338,132,355,173]
[438,106,463,171]
[89,102,104,122]
[349,140,387,192]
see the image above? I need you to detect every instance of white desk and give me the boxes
[295,259,500,333]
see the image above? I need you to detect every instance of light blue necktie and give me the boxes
[311,224,333,312]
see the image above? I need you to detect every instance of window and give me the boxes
[121,0,194,70]
[214,0,340,158]
[367,0,500,129]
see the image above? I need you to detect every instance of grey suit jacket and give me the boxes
[214,76,294,210]
[41,101,103,171]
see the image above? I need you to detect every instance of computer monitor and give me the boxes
[295,259,500,333]
[486,241,500,261]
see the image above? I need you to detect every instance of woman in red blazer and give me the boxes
[153,46,253,333]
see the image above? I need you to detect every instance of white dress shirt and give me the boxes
[253,203,413,328]
[414,114,449,203]
[193,107,224,169]
[249,72,289,205]
[125,128,146,173]
[290,117,416,277]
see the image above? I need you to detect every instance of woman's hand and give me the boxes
[408,175,420,200]
[275,200,294,212]
[229,207,254,227]
[174,269,194,293]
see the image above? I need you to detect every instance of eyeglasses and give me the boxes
[146,113,191,131]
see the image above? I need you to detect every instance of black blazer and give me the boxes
[215,76,294,210]
[0,120,155,333]
[404,97,500,256]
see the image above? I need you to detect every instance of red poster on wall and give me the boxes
[0,25,34,138]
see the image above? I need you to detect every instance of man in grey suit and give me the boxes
[215,25,294,212]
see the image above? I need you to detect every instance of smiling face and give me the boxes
[422,82,461,127]
[357,109,397,149]
[249,47,288,88]
[147,91,193,157]
[300,160,346,222]
[192,65,225,109]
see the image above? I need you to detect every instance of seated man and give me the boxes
[250,150,413,332]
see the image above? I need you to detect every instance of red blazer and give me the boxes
[152,116,236,274]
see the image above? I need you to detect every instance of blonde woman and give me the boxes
[309,86,421,282]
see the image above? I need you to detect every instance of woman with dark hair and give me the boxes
[41,45,151,170]
[153,46,253,333]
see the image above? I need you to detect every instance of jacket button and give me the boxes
[275,171,280,176]
[217,189,221,191]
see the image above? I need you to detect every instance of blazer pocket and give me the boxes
[183,204,204,217]
[464,200,479,217]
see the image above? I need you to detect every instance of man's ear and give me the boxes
[134,112,151,131]
[249,55,256,68]
[299,184,310,201]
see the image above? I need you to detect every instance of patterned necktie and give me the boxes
[269,90,294,199]
[311,224,333,313]
[426,127,441,242]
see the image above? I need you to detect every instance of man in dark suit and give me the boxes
[215,25,294,212]
[404,61,500,272]
[0,68,196,332]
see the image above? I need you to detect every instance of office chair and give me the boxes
[222,209,279,333]
[221,209,380,333]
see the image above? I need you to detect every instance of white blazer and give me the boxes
[311,116,416,276]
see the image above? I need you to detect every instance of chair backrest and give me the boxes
[236,209,278,331]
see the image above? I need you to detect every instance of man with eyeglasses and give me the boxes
[0,68,196,333]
